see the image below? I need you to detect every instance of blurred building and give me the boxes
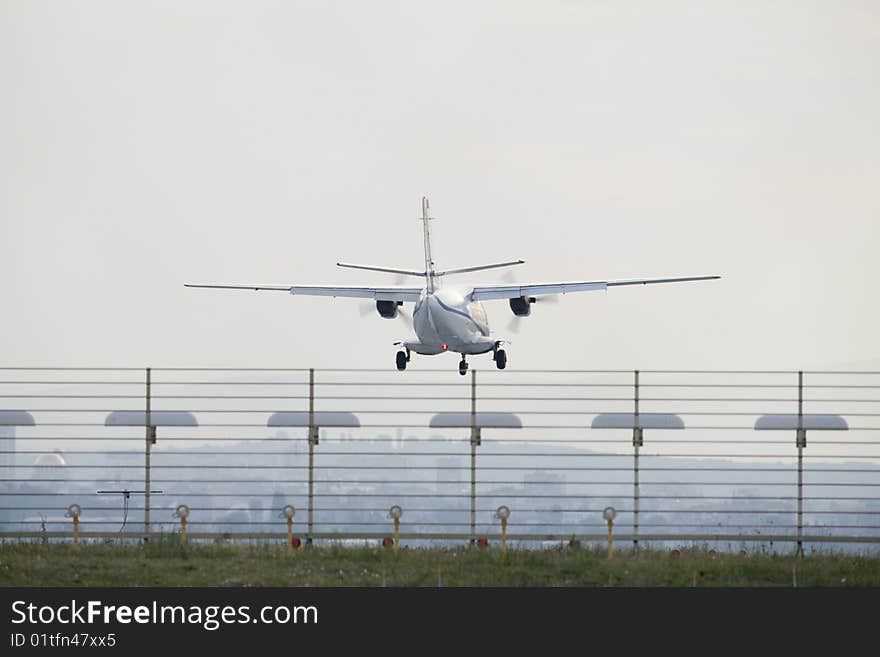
[0,426,14,473]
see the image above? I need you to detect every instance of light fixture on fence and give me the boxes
[267,411,361,444]
[105,410,199,443]
[0,410,35,426]
[0,411,35,478]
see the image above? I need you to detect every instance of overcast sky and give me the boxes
[2,1,878,371]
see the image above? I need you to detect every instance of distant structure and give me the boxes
[30,450,67,484]
[436,457,464,485]
[525,470,566,497]
[0,426,14,474]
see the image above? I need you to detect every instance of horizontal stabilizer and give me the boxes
[337,262,426,277]
[436,260,525,277]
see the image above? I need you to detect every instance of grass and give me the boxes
[2,537,879,587]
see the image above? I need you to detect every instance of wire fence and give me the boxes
[1,367,878,552]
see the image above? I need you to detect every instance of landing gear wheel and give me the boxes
[458,359,468,376]
[495,349,507,370]
[396,351,407,371]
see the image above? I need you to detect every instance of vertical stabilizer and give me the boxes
[421,196,436,293]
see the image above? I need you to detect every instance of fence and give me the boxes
[1,367,878,552]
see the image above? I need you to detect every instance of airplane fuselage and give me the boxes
[407,286,497,356]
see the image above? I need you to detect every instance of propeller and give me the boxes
[501,271,558,334]
[359,300,412,328]
[397,305,413,330]
[358,274,413,330]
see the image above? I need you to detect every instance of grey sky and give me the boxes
[2,1,878,370]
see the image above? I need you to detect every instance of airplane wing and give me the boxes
[470,275,720,301]
[184,284,423,302]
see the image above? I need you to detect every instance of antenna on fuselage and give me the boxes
[421,196,437,293]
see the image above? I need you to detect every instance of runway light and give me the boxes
[477,537,489,549]
[65,504,82,546]
[602,506,617,558]
[671,549,681,558]
[290,537,302,550]
[382,537,393,549]
[174,504,190,543]
[388,505,403,553]
[280,505,297,551]
[495,506,511,555]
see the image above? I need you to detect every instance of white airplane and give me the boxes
[186,197,719,375]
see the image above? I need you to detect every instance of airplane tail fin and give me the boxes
[421,196,436,292]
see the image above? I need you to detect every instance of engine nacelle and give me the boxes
[376,300,402,319]
[509,296,536,317]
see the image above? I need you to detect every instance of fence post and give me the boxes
[470,369,479,545]
[796,370,805,559]
[633,369,641,551]
[308,368,317,544]
[144,367,152,542]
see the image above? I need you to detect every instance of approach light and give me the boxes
[281,504,296,520]
[495,505,511,520]
[174,504,190,519]
[65,503,82,546]
[603,506,617,559]
[388,505,403,553]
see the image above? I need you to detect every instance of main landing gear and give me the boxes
[395,347,506,374]
[492,342,507,370]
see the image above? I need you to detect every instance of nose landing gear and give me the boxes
[458,357,468,376]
